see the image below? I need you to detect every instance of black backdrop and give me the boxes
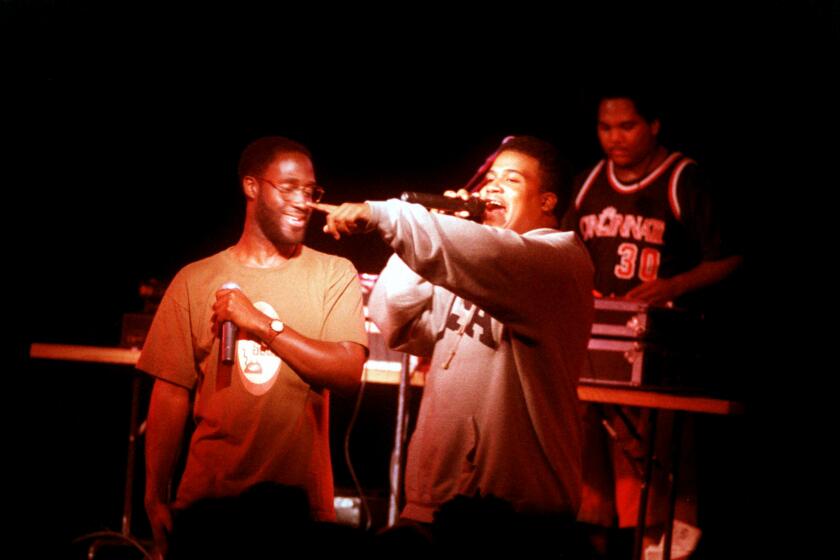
[6,2,835,557]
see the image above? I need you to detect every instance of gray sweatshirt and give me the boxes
[367,199,594,522]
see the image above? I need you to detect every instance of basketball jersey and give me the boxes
[564,152,724,297]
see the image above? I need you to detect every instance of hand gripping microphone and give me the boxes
[220,282,241,364]
[398,135,513,221]
[399,192,486,220]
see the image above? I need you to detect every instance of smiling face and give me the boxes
[478,150,552,234]
[253,152,315,247]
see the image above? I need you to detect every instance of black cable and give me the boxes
[72,530,154,560]
[343,375,372,531]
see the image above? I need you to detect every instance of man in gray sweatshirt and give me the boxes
[313,136,594,527]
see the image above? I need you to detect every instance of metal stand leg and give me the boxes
[633,408,658,560]
[662,411,685,560]
[388,353,412,527]
[74,373,152,559]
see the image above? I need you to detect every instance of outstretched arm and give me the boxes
[311,199,593,339]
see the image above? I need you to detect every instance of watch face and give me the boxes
[270,319,284,333]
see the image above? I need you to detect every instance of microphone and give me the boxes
[462,135,515,193]
[400,192,486,220]
[220,282,241,365]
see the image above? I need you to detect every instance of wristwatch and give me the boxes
[268,318,284,343]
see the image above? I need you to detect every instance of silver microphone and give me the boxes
[220,282,240,364]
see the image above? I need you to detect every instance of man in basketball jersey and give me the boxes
[563,93,742,557]
[564,94,741,305]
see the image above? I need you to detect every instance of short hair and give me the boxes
[597,88,662,124]
[497,135,571,196]
[238,136,312,180]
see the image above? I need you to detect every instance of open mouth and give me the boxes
[482,199,507,223]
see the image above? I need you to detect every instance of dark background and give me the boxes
[5,1,835,557]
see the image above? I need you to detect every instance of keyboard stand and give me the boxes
[28,345,153,559]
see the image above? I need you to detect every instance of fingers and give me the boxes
[307,201,338,213]
[149,505,173,560]
[151,529,169,560]
[161,508,174,534]
[624,280,670,304]
[622,285,649,302]
[442,189,471,200]
[323,207,349,240]
[431,189,473,218]
[434,191,457,214]
[310,201,343,237]
[212,288,257,327]
[323,216,342,240]
[318,202,373,239]
[441,189,475,218]
[322,209,346,240]
[306,200,352,239]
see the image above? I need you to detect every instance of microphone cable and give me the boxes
[343,373,373,531]
[462,135,515,192]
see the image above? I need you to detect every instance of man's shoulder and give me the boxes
[160,250,234,298]
[660,150,702,180]
[672,155,703,182]
[524,227,578,244]
[177,249,230,278]
[573,159,607,184]
[299,245,359,275]
[525,228,594,270]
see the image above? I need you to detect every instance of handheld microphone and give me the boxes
[220,282,241,365]
[400,192,486,220]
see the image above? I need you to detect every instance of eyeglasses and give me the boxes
[257,177,325,203]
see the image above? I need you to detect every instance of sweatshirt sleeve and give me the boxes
[368,253,447,357]
[368,199,593,340]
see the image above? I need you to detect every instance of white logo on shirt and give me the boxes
[236,301,282,396]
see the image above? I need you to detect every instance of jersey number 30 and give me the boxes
[614,243,661,282]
